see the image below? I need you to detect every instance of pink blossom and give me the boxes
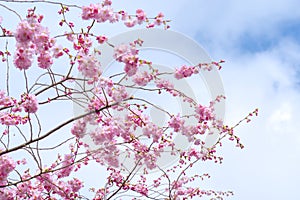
[120,11,128,21]
[124,19,137,27]
[14,14,57,70]
[0,188,15,200]
[113,44,139,76]
[136,9,147,24]
[133,71,153,86]
[195,104,214,122]
[0,113,28,125]
[155,79,174,89]
[97,6,114,22]
[0,153,16,185]
[98,77,114,88]
[96,35,108,44]
[15,20,34,43]
[0,91,15,107]
[77,53,102,78]
[82,4,114,22]
[67,178,83,193]
[124,58,138,76]
[130,140,161,170]
[34,27,50,50]
[71,119,87,138]
[52,45,64,58]
[88,96,106,111]
[131,183,148,196]
[110,86,129,103]
[76,34,93,53]
[142,122,163,142]
[103,0,112,6]
[66,33,75,41]
[13,48,33,70]
[127,110,145,127]
[82,4,101,20]
[90,128,106,145]
[155,12,164,25]
[56,154,74,178]
[37,51,53,69]
[108,168,124,185]
[21,93,38,113]
[174,65,197,79]
[168,114,184,132]
[113,44,129,61]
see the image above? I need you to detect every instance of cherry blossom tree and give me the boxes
[0,1,258,199]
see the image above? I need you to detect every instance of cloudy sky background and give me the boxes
[162,1,300,199]
[1,0,300,199]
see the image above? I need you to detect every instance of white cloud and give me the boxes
[267,102,292,133]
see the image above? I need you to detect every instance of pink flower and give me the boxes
[136,9,147,24]
[142,122,163,142]
[67,178,83,193]
[21,93,38,113]
[131,183,148,196]
[113,44,139,76]
[96,35,108,44]
[82,4,101,20]
[56,154,74,178]
[77,53,102,78]
[37,51,53,69]
[34,27,50,50]
[0,91,15,107]
[13,48,33,70]
[124,59,138,76]
[103,0,112,6]
[0,113,28,126]
[71,119,87,138]
[174,65,196,79]
[195,104,214,122]
[52,45,64,58]
[14,14,57,70]
[82,4,114,22]
[155,12,164,25]
[97,6,114,22]
[15,20,34,43]
[155,79,174,89]
[133,71,153,86]
[110,86,128,102]
[124,19,137,27]
[113,44,129,61]
[0,188,15,200]
[168,114,184,132]
[0,153,16,185]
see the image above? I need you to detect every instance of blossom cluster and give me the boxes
[0,174,83,200]
[0,143,84,199]
[113,43,140,76]
[14,9,62,70]
[0,91,38,126]
[21,93,38,113]
[0,153,16,185]
[81,2,168,29]
[174,60,225,80]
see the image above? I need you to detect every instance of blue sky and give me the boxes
[1,0,300,199]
